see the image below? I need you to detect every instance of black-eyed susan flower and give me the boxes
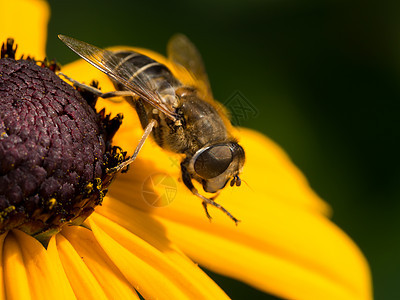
[0,0,372,299]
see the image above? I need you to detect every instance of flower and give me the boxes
[0,52,124,241]
[0,0,372,299]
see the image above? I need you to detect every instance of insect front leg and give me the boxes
[107,119,158,174]
[180,162,240,225]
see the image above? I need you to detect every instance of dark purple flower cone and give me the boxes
[0,39,126,244]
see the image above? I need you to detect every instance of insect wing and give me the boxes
[58,35,177,120]
[167,34,213,100]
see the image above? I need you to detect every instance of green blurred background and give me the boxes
[46,0,400,299]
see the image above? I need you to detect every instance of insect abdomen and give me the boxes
[113,50,179,101]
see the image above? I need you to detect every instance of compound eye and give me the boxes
[194,145,233,179]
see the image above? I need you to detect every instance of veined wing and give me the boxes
[58,34,177,121]
[167,34,213,100]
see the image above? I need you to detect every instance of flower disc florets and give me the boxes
[0,39,125,241]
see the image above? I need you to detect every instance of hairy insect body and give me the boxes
[113,51,233,156]
[58,34,245,224]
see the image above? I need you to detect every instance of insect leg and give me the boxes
[58,72,134,100]
[107,119,158,174]
[201,201,212,220]
[195,192,240,225]
[180,163,240,225]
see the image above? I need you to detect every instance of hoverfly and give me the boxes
[58,34,245,224]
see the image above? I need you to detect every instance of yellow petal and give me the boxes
[3,231,74,299]
[60,225,139,299]
[3,232,31,300]
[156,216,370,300]
[46,238,77,299]
[0,233,6,299]
[0,0,49,58]
[89,213,230,300]
[9,230,75,300]
[93,199,233,299]
[55,233,109,300]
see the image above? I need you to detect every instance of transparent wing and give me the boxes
[58,34,177,121]
[167,34,213,99]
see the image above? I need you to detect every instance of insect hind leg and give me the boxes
[107,119,158,174]
[197,192,240,225]
[201,201,212,220]
[58,72,135,100]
